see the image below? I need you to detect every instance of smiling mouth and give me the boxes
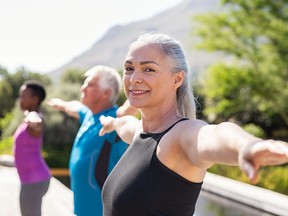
[129,90,149,95]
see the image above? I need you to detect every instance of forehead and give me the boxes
[84,75,99,84]
[126,43,170,62]
[19,85,32,94]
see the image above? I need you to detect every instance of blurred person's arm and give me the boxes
[99,115,140,144]
[116,100,139,117]
[47,98,83,119]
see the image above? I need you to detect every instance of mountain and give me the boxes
[47,0,222,84]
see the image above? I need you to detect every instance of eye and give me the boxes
[144,67,155,73]
[124,66,134,75]
[126,66,133,71]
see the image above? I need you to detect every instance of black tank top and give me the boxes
[102,119,203,216]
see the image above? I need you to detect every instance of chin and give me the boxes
[128,100,143,109]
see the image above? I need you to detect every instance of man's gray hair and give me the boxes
[85,65,122,104]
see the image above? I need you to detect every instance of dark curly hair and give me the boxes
[23,80,46,105]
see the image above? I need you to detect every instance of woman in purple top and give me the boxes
[13,80,51,216]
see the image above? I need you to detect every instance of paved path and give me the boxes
[0,166,74,216]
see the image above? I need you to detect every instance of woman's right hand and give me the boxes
[99,115,116,136]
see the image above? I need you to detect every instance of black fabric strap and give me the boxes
[95,140,112,188]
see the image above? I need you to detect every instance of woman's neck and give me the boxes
[141,105,182,133]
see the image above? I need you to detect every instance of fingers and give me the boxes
[257,140,287,155]
[47,98,62,107]
[99,115,106,124]
[239,140,288,184]
[24,111,42,123]
[99,128,105,136]
[99,115,115,136]
[240,160,259,184]
[238,143,260,184]
[251,141,288,166]
[99,115,114,125]
[99,115,106,136]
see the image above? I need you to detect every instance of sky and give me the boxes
[0,0,183,74]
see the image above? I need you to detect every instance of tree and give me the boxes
[60,68,85,85]
[0,79,13,118]
[193,0,288,136]
[0,67,51,117]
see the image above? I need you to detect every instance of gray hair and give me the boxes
[84,65,122,104]
[129,32,196,119]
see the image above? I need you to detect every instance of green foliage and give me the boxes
[208,164,288,195]
[208,165,250,183]
[193,0,288,196]
[117,90,128,107]
[0,67,51,118]
[0,66,9,78]
[0,80,14,118]
[193,0,288,136]
[199,63,265,122]
[44,82,81,149]
[44,146,72,168]
[243,123,266,138]
[60,68,85,85]
[1,107,24,138]
[116,68,128,107]
[0,136,13,155]
[4,67,51,99]
[0,112,13,138]
[43,109,79,149]
[258,166,288,195]
[46,82,82,102]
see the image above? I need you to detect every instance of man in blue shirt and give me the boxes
[48,65,132,216]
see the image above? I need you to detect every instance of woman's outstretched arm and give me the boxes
[99,115,140,144]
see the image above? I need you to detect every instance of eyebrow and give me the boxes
[125,60,159,66]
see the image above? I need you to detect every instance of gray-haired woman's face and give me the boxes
[123,43,182,110]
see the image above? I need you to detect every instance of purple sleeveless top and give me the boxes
[13,122,51,184]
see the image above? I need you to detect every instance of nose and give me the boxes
[81,83,87,91]
[129,71,143,84]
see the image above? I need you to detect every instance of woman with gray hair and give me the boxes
[99,32,288,216]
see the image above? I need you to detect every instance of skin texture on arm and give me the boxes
[47,98,83,119]
[177,120,288,184]
[99,115,140,144]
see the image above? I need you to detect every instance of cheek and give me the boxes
[20,101,27,110]
[123,76,130,88]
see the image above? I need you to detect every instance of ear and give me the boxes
[173,71,184,89]
[103,88,112,99]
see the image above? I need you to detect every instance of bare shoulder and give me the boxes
[161,119,208,147]
[173,119,208,136]
[159,119,212,177]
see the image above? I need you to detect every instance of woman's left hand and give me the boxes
[24,111,42,128]
[239,140,288,184]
